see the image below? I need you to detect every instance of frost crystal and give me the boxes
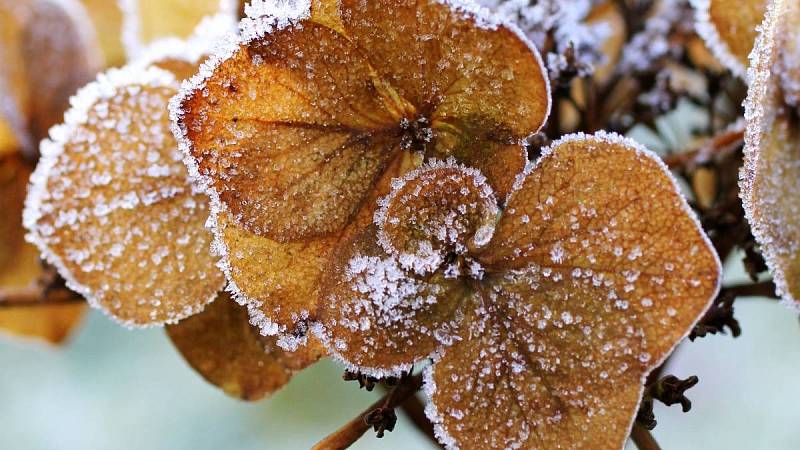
[480,0,613,77]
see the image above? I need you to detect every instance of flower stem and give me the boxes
[631,424,662,450]
[312,374,424,450]
[0,287,83,308]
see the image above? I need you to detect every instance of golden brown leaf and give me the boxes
[166,292,323,401]
[24,67,224,327]
[587,0,626,84]
[0,154,86,344]
[741,0,800,308]
[695,0,766,77]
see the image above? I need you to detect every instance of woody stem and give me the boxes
[0,287,83,308]
[631,424,662,450]
[312,374,424,450]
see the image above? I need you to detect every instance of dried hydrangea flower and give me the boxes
[23,65,225,327]
[119,0,237,59]
[172,0,551,341]
[167,292,324,401]
[0,153,86,344]
[740,0,800,309]
[316,132,721,449]
[692,0,767,78]
[0,0,101,155]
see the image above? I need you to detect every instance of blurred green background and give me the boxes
[1,262,798,450]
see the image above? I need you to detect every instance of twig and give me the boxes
[387,388,440,447]
[724,280,778,299]
[663,126,745,170]
[631,424,662,450]
[0,287,84,308]
[312,374,424,450]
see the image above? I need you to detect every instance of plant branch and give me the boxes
[312,374,424,450]
[391,389,440,447]
[631,424,662,450]
[724,280,778,299]
[663,126,744,170]
[0,287,84,308]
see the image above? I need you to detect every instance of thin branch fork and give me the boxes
[313,374,424,450]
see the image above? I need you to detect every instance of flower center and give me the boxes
[399,116,433,152]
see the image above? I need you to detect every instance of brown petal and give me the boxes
[375,162,498,274]
[479,133,720,354]
[317,226,468,377]
[25,67,224,327]
[338,0,549,198]
[741,0,800,308]
[216,153,416,338]
[426,297,642,450]
[166,292,323,401]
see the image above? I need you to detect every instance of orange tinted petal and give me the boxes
[338,0,549,197]
[317,226,468,377]
[0,154,86,344]
[175,19,404,241]
[376,162,498,274]
[741,0,800,308]
[694,0,766,77]
[216,153,415,338]
[25,67,224,327]
[166,292,323,401]
[426,298,642,450]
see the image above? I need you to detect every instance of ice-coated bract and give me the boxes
[317,132,720,449]
[692,0,767,78]
[24,66,225,327]
[166,292,324,401]
[740,0,800,310]
[171,0,551,338]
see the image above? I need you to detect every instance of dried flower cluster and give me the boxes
[0,0,797,449]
